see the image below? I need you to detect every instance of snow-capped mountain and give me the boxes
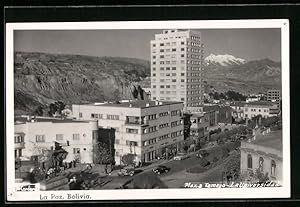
[205,54,246,66]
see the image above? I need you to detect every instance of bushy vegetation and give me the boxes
[209,90,247,101]
[186,166,207,174]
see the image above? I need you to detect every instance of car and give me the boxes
[196,150,209,158]
[152,165,170,175]
[117,166,140,177]
[173,153,189,161]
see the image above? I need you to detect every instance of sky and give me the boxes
[14,28,281,62]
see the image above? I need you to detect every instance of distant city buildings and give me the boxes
[246,96,260,103]
[14,116,98,163]
[267,89,281,103]
[240,128,282,182]
[244,101,279,119]
[190,113,210,140]
[230,102,246,120]
[150,29,204,109]
[72,100,184,165]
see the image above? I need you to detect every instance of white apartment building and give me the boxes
[72,100,184,165]
[150,29,204,109]
[14,116,98,164]
[244,101,279,119]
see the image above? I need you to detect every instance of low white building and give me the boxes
[240,129,282,182]
[243,101,279,119]
[14,116,98,164]
[72,100,184,165]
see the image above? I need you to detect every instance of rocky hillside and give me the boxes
[14,52,150,114]
[14,52,281,114]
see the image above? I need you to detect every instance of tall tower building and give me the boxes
[150,29,204,109]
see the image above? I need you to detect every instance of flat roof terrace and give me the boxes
[250,130,282,151]
[83,100,183,109]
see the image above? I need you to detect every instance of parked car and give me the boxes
[173,153,189,161]
[152,165,170,175]
[118,166,143,177]
[196,150,209,158]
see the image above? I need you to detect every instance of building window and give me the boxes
[79,112,83,118]
[115,139,120,144]
[126,128,138,134]
[36,135,45,142]
[91,113,103,119]
[73,148,80,154]
[172,48,176,52]
[271,160,276,177]
[56,134,64,141]
[259,157,264,172]
[14,135,23,143]
[107,115,119,120]
[73,134,80,140]
[247,154,253,169]
[160,43,164,46]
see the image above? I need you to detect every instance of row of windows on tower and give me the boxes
[152,60,201,65]
[152,39,201,48]
[152,54,202,59]
[152,67,202,71]
[152,48,202,53]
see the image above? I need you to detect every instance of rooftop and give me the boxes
[230,102,246,107]
[249,130,282,151]
[15,116,92,124]
[82,100,183,109]
[245,101,275,106]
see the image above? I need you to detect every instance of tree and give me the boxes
[121,153,136,166]
[47,101,66,117]
[132,86,139,99]
[137,85,144,100]
[94,142,113,165]
[34,106,44,116]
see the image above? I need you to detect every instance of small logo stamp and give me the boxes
[15,183,40,192]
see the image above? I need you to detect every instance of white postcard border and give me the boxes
[5,19,290,201]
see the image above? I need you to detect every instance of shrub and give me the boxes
[212,157,219,163]
[187,166,206,174]
[198,158,210,167]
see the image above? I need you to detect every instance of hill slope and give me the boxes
[205,58,281,94]
[14,52,150,114]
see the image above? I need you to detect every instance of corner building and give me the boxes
[72,100,184,165]
[150,29,204,109]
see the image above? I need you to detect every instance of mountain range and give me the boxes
[204,54,281,94]
[13,52,281,114]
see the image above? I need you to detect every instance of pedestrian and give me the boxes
[104,166,108,175]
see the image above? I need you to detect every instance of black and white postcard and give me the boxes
[5,20,290,201]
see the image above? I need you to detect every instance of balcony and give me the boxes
[14,142,25,149]
[125,116,149,126]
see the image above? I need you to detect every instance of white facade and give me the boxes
[243,102,279,119]
[14,117,98,164]
[150,29,204,109]
[72,100,184,165]
[240,130,282,182]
